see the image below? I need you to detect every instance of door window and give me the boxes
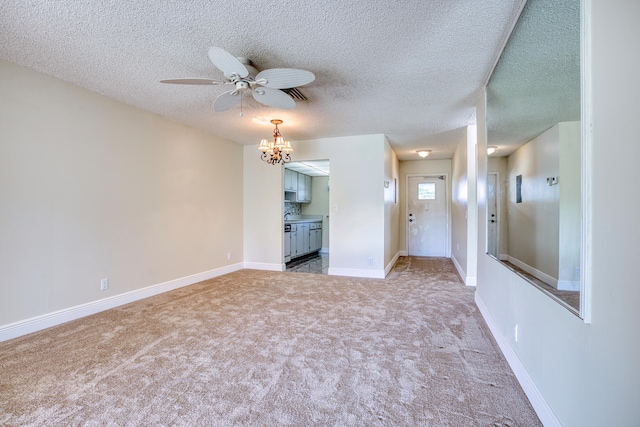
[418,183,436,200]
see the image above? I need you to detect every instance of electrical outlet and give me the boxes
[227,252,231,261]
[100,278,109,291]
[514,324,519,342]
[574,266,580,277]
[368,257,373,265]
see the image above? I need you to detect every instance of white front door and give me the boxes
[487,172,499,258]
[407,175,448,257]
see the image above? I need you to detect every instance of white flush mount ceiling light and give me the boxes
[258,119,293,165]
[487,146,497,155]
[416,150,431,158]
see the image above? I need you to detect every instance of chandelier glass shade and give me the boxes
[258,119,293,165]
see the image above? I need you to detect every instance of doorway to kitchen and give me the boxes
[286,252,329,274]
[283,160,330,274]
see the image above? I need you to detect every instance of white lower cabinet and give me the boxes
[286,221,322,261]
[296,223,309,256]
[310,228,318,254]
[310,223,322,252]
[290,226,298,258]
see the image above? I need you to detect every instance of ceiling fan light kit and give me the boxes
[161,47,315,113]
[259,119,293,165]
[417,149,431,158]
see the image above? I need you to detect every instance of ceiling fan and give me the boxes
[161,47,315,112]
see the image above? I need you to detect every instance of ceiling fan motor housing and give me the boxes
[235,81,249,91]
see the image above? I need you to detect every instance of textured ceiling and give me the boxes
[0,0,526,160]
[487,0,580,157]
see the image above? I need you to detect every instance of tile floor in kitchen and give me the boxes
[285,252,329,275]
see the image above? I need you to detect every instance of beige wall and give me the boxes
[451,125,478,285]
[500,121,579,288]
[452,133,469,277]
[384,138,401,269]
[506,124,561,282]
[0,60,244,327]
[243,146,283,268]
[558,121,581,289]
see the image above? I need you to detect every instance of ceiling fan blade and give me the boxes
[252,86,296,109]
[160,79,225,85]
[208,47,248,79]
[214,90,242,111]
[255,68,315,89]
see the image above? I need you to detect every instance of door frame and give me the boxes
[405,173,451,257]
[487,172,501,258]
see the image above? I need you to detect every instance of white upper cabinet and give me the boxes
[284,169,297,191]
[284,169,312,203]
[296,173,312,203]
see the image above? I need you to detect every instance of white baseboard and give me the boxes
[451,255,466,283]
[328,267,385,279]
[507,255,557,288]
[474,293,561,427]
[399,250,408,256]
[243,261,286,272]
[451,255,477,287]
[0,263,244,343]
[385,251,401,276]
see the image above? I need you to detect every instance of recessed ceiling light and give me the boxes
[416,149,431,158]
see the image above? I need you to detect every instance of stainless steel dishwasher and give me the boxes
[284,223,291,263]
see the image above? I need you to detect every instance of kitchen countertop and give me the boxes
[284,215,323,225]
[284,219,322,224]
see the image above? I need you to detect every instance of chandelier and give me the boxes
[258,119,293,165]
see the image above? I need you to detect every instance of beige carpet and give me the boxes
[0,257,541,426]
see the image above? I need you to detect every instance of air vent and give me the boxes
[282,87,308,101]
